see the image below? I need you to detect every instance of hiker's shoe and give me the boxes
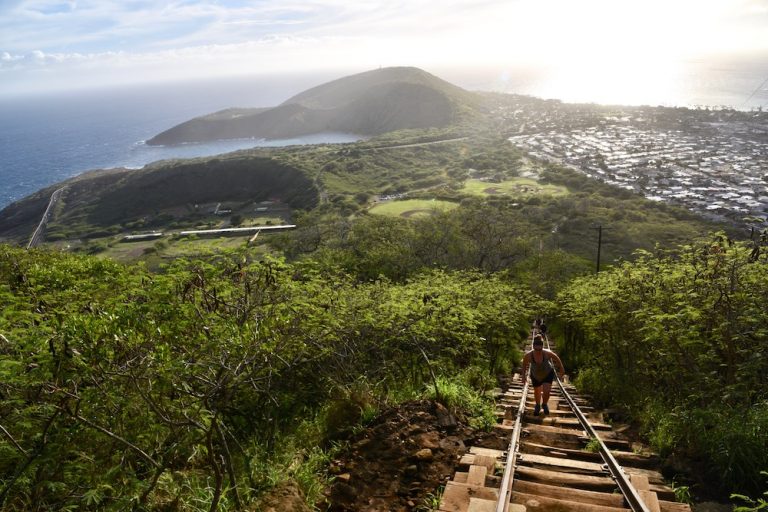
[542,404,550,415]
[533,403,541,416]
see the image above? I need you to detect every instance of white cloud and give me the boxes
[1,0,767,95]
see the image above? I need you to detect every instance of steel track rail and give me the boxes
[495,327,538,512]
[495,377,529,512]
[553,370,651,512]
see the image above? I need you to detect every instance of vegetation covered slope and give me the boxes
[558,235,768,495]
[146,67,483,145]
[2,68,766,510]
[0,155,318,243]
[0,245,538,510]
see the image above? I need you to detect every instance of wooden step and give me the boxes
[515,466,617,492]
[526,417,613,430]
[659,501,693,512]
[515,423,632,450]
[439,481,499,512]
[467,465,488,487]
[513,479,625,508]
[512,491,630,511]
[625,468,667,486]
[470,447,505,458]
[518,453,607,474]
[521,441,660,468]
[639,490,661,512]
[466,497,496,512]
[459,454,500,469]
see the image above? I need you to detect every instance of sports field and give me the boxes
[369,199,459,218]
[462,178,568,197]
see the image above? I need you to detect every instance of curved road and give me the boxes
[27,187,65,249]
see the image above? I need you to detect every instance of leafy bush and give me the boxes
[733,471,768,511]
[0,245,537,510]
[560,236,768,495]
[422,374,496,431]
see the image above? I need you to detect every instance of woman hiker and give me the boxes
[521,335,565,416]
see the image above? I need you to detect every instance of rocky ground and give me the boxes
[322,399,507,512]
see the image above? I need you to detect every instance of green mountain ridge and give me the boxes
[146,67,482,145]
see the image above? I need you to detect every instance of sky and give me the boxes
[1,0,767,97]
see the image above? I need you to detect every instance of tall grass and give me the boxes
[646,401,768,494]
[422,373,496,430]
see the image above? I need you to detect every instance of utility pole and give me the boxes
[596,225,602,273]
[592,224,605,273]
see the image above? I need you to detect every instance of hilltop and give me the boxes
[146,67,483,145]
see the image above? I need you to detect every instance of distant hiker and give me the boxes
[533,318,547,337]
[521,335,565,416]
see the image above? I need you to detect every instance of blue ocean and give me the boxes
[0,72,356,209]
[1,60,767,210]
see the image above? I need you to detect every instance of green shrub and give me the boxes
[732,471,768,511]
[423,374,496,430]
[646,402,768,494]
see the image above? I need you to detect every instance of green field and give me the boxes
[462,178,569,197]
[95,234,263,263]
[368,199,459,218]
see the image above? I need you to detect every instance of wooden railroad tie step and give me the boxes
[524,417,614,430]
[517,452,607,474]
[439,481,499,512]
[465,497,496,512]
[520,440,660,468]
[512,491,630,511]
[459,452,502,469]
[500,423,632,450]
[513,479,625,508]
[515,465,617,492]
[466,465,488,487]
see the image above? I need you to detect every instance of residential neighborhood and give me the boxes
[495,95,768,225]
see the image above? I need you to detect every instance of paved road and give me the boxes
[360,136,468,151]
[27,187,65,249]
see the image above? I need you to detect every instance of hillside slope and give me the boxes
[0,155,318,242]
[147,67,482,145]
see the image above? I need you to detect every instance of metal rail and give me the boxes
[495,375,529,512]
[553,367,652,512]
[496,326,539,512]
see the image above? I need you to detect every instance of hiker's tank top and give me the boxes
[529,351,551,381]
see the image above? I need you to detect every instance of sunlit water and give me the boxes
[448,55,768,109]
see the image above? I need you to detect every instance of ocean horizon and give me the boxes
[1,60,767,211]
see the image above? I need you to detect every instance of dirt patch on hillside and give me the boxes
[256,481,312,512]
[483,187,503,195]
[400,209,430,218]
[324,399,508,512]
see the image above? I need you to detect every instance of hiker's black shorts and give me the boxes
[531,370,555,388]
